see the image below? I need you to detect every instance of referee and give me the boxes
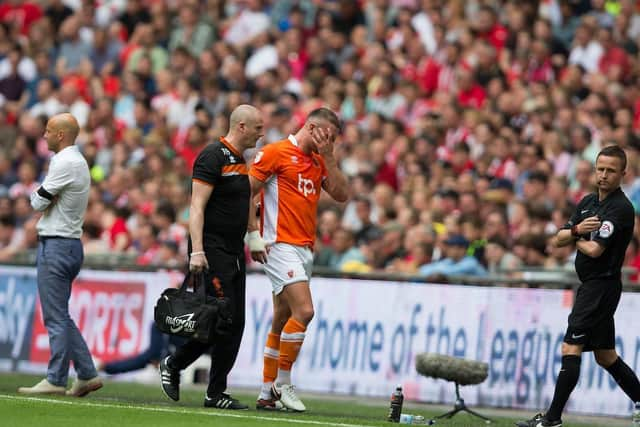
[159,105,264,410]
[518,145,640,427]
[19,113,102,397]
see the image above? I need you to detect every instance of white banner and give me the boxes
[2,265,639,416]
[232,274,640,417]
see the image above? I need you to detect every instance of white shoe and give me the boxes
[66,376,103,397]
[273,383,306,412]
[18,379,65,395]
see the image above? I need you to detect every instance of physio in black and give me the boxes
[518,145,640,427]
[159,104,264,410]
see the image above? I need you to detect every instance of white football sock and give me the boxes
[276,369,291,385]
[259,382,272,400]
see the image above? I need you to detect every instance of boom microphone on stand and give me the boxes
[415,353,492,424]
[415,353,488,385]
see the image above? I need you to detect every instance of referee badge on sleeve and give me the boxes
[599,220,614,238]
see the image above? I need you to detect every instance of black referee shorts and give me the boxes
[564,279,622,351]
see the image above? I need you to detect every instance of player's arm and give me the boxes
[322,155,349,203]
[247,173,268,264]
[248,175,265,233]
[313,127,349,202]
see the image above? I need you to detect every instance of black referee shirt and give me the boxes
[192,137,250,254]
[565,187,634,282]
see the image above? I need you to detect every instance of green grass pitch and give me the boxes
[0,373,627,427]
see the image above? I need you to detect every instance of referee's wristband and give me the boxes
[190,251,206,257]
[571,225,580,239]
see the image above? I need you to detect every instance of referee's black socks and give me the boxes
[547,355,582,421]
[605,357,640,403]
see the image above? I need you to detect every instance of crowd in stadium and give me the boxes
[2,0,640,282]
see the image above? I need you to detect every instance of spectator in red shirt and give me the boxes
[317,208,340,248]
[626,237,640,284]
[433,40,460,94]
[101,204,131,252]
[440,101,470,161]
[474,5,509,54]
[135,223,160,266]
[370,137,399,191]
[450,142,475,175]
[174,123,206,172]
[0,0,42,36]
[527,40,555,83]
[173,104,211,171]
[598,27,631,82]
[456,66,486,109]
[487,136,518,182]
[395,80,432,136]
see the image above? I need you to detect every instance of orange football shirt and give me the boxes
[250,135,327,247]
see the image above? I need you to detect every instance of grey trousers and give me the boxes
[37,237,97,386]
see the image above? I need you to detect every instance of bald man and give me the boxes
[160,104,264,410]
[20,113,102,397]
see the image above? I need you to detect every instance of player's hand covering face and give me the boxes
[310,125,336,157]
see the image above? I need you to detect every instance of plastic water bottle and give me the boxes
[399,414,428,424]
[387,385,404,422]
[632,401,640,426]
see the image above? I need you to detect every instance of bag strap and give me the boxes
[187,272,225,302]
[194,271,209,302]
[177,272,193,295]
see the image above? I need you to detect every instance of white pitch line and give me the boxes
[0,394,378,427]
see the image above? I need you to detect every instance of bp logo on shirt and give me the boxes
[599,220,614,238]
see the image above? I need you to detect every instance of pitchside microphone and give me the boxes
[415,353,488,386]
[416,353,492,422]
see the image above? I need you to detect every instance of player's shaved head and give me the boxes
[230,104,260,128]
[49,113,80,142]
